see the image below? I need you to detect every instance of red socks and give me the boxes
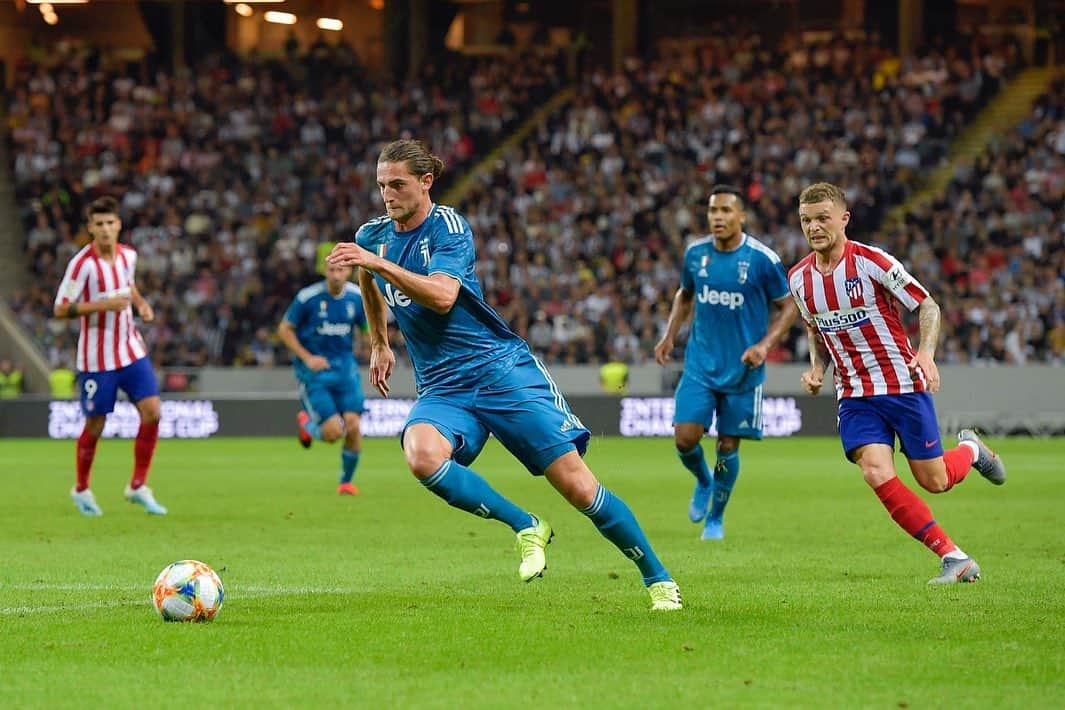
[75,428,98,492]
[874,476,957,557]
[942,445,975,490]
[131,422,159,490]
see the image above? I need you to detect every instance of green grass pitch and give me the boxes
[2,436,1062,708]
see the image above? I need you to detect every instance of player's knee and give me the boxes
[716,437,739,455]
[674,432,701,452]
[917,475,950,494]
[860,465,895,488]
[321,421,343,442]
[84,417,106,437]
[404,445,448,479]
[140,408,161,425]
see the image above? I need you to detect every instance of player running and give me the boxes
[327,139,682,610]
[278,262,368,495]
[53,196,167,516]
[789,182,1006,584]
[655,185,796,540]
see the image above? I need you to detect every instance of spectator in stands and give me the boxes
[0,359,24,399]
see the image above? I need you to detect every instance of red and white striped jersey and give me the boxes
[788,239,930,399]
[54,243,149,373]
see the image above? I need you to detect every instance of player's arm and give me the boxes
[358,266,395,397]
[741,298,798,368]
[800,320,827,395]
[130,283,154,322]
[654,287,694,365]
[327,242,459,314]
[277,318,330,372]
[53,295,130,318]
[911,295,942,392]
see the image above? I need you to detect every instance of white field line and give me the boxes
[0,582,353,616]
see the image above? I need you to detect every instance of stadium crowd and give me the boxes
[5,42,561,370]
[7,32,1060,375]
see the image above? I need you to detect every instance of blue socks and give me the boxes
[677,444,712,487]
[421,460,534,533]
[709,450,740,521]
[581,485,671,585]
[340,448,360,484]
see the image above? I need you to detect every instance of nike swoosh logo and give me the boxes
[925,440,939,448]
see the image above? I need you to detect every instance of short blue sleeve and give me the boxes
[283,297,307,327]
[427,229,474,280]
[680,250,695,291]
[764,258,790,302]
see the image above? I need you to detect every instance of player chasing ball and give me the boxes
[789,182,1006,584]
[328,139,682,610]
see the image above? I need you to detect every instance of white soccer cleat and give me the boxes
[124,484,168,515]
[70,487,103,516]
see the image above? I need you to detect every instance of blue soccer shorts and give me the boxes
[403,352,590,475]
[837,391,944,462]
[78,356,159,416]
[673,371,765,439]
[299,368,366,424]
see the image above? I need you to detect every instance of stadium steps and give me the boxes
[883,66,1059,225]
[441,86,576,207]
[0,108,51,393]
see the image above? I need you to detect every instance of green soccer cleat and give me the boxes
[648,580,683,611]
[516,516,553,582]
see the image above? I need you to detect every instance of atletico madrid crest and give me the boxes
[845,277,863,301]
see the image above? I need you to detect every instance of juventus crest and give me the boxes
[737,260,750,284]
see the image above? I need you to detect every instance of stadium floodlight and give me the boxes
[316,17,343,31]
[234,3,253,17]
[43,11,58,24]
[264,11,297,24]
[28,0,87,4]
[38,3,54,12]
[223,0,284,3]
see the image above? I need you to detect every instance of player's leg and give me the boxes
[403,395,536,536]
[335,378,365,495]
[121,358,166,514]
[841,397,977,583]
[894,392,977,493]
[297,381,335,445]
[337,412,362,495]
[702,386,763,539]
[479,353,680,608]
[673,372,715,523]
[70,371,118,515]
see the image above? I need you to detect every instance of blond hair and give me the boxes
[799,182,847,209]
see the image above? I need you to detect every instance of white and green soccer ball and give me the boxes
[151,560,224,622]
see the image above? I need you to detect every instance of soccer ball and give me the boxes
[151,560,224,622]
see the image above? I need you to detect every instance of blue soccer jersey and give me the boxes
[282,281,367,382]
[354,205,527,393]
[680,233,790,392]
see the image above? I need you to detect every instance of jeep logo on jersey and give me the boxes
[317,322,352,336]
[696,286,744,309]
[382,282,411,308]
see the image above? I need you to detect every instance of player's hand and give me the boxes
[653,335,675,365]
[101,295,131,312]
[741,343,769,368]
[369,344,395,397]
[908,351,940,393]
[327,242,374,269]
[303,355,331,372]
[137,302,155,323]
[800,367,823,395]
